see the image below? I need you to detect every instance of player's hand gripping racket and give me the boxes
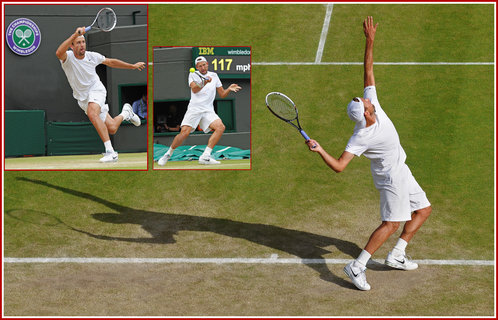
[265,92,316,147]
[79,7,117,34]
[190,69,210,88]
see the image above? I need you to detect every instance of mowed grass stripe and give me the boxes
[4,153,147,170]
[324,4,494,63]
[153,159,250,170]
[4,257,494,266]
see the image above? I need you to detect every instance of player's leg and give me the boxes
[400,206,432,243]
[87,102,111,142]
[344,220,399,291]
[105,112,124,135]
[206,119,225,149]
[385,169,431,270]
[199,115,225,164]
[87,102,118,162]
[105,103,141,134]
[157,125,192,166]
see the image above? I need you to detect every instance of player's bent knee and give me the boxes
[212,121,225,132]
[417,206,432,218]
[108,126,118,135]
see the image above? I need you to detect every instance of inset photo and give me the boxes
[153,46,251,170]
[4,5,147,170]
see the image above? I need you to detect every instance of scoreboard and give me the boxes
[192,46,250,79]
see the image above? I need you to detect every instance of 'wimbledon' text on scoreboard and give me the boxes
[193,47,250,79]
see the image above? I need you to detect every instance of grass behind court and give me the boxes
[3,3,495,316]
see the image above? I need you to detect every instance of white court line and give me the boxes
[253,61,494,66]
[315,3,334,64]
[4,257,494,266]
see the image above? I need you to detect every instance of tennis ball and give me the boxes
[189,68,195,73]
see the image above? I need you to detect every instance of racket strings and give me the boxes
[267,95,297,121]
[97,9,116,31]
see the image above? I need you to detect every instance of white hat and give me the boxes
[195,56,207,65]
[347,98,365,123]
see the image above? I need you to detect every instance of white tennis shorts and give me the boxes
[77,84,109,123]
[181,108,220,133]
[379,165,431,222]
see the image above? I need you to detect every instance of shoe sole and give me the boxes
[131,116,141,126]
[343,266,370,291]
[100,158,118,163]
[385,260,418,271]
[199,159,220,165]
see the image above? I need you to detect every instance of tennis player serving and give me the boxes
[158,56,241,166]
[56,27,145,163]
[306,17,432,291]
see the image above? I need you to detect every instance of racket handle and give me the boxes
[300,130,310,142]
[85,26,91,32]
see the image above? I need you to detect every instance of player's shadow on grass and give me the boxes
[18,177,364,289]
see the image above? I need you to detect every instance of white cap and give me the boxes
[347,98,365,123]
[195,56,207,65]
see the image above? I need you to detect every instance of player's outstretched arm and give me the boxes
[363,16,378,88]
[102,58,145,70]
[56,27,85,62]
[306,139,354,173]
[217,84,241,98]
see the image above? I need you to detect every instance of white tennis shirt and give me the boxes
[187,71,222,112]
[345,86,407,189]
[60,50,106,101]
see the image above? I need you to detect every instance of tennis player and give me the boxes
[306,17,432,291]
[157,56,241,166]
[56,27,145,163]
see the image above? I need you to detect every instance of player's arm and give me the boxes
[363,16,378,88]
[216,84,241,98]
[190,80,204,93]
[306,139,354,173]
[102,58,145,70]
[55,27,85,62]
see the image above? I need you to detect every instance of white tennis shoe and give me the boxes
[385,251,418,270]
[343,261,371,291]
[157,153,171,166]
[99,151,118,163]
[199,156,220,165]
[122,103,141,126]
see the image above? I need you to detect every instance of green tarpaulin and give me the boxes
[154,144,250,162]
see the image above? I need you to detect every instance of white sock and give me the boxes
[202,146,213,158]
[104,140,114,153]
[355,250,371,268]
[166,147,175,156]
[120,108,129,120]
[393,238,408,255]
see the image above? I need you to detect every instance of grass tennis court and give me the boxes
[4,152,147,170]
[3,3,495,317]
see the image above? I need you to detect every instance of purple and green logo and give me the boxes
[6,18,41,56]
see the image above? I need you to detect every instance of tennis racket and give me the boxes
[190,69,210,88]
[79,7,117,34]
[265,92,315,145]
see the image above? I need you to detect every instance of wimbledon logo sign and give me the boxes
[6,18,41,56]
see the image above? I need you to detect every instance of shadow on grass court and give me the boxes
[17,177,368,290]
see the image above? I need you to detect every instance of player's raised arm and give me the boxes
[363,16,378,88]
[56,27,85,62]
